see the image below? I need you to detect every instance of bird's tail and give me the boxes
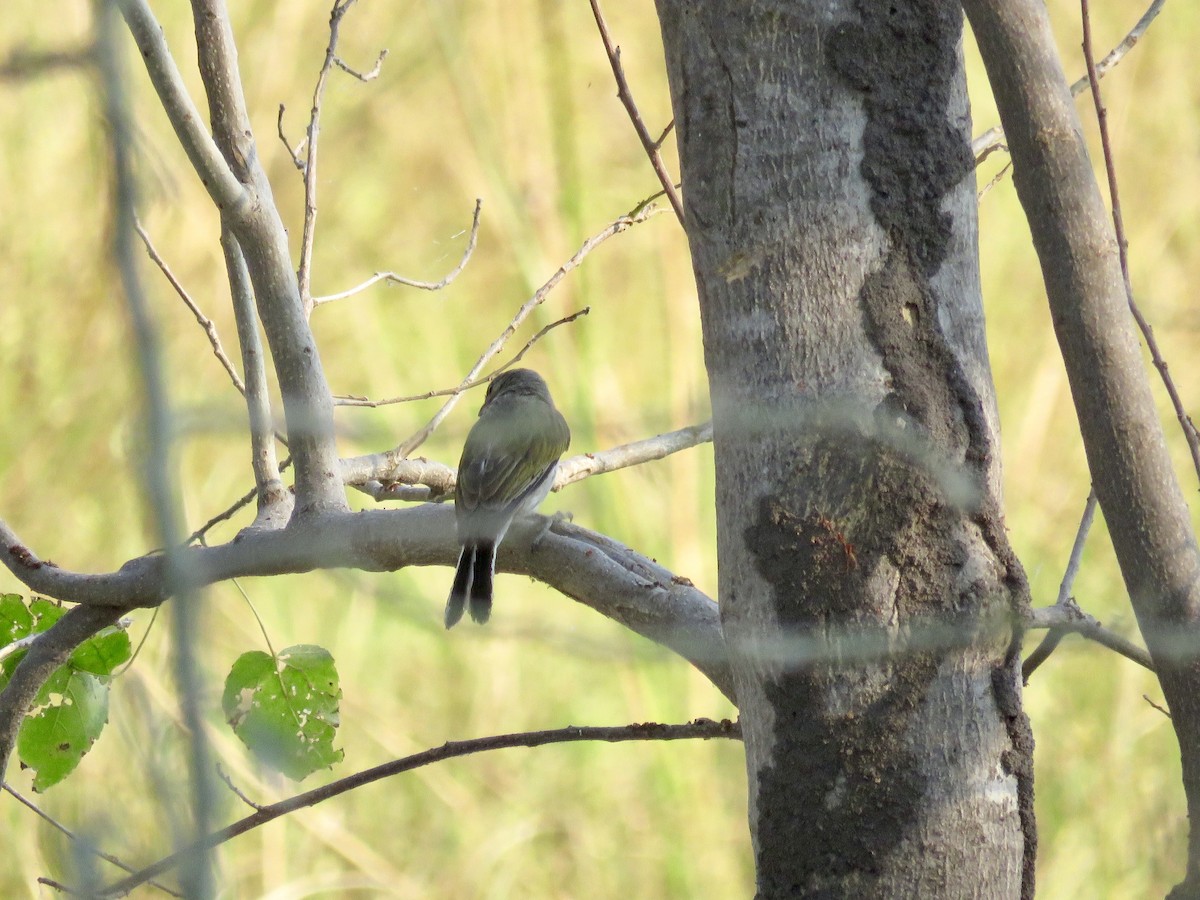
[445,541,496,628]
[468,541,495,624]
[445,546,473,629]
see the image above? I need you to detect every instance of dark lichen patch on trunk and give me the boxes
[746,436,967,894]
[827,0,973,278]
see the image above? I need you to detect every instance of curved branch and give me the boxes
[97,718,740,897]
[0,507,732,700]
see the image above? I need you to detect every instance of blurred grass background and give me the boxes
[0,0,1195,896]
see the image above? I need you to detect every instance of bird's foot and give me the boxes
[532,510,572,549]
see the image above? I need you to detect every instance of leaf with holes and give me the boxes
[0,594,131,790]
[222,645,344,781]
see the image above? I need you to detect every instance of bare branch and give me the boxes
[220,226,291,524]
[972,0,1167,163]
[135,221,246,395]
[1023,491,1097,680]
[1,784,184,898]
[312,199,483,307]
[189,0,348,517]
[298,0,365,313]
[333,49,388,82]
[275,104,305,170]
[394,202,665,459]
[115,0,246,214]
[97,718,740,897]
[183,455,292,546]
[588,0,685,227]
[556,421,712,488]
[0,506,733,699]
[1026,603,1154,672]
[1079,0,1200,484]
[334,305,587,408]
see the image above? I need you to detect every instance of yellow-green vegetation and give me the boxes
[0,0,1196,895]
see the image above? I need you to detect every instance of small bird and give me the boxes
[445,368,570,628]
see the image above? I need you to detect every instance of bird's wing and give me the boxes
[457,403,570,512]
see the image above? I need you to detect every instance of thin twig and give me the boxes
[135,221,246,395]
[977,159,1013,202]
[1023,490,1098,680]
[1080,0,1200,485]
[588,0,685,227]
[394,201,665,458]
[1026,604,1154,672]
[333,49,387,82]
[972,0,1166,163]
[275,103,305,170]
[2,784,184,897]
[183,456,293,546]
[555,420,713,489]
[1143,694,1172,718]
[97,719,741,897]
[298,0,362,314]
[312,199,483,307]
[215,763,263,812]
[334,306,589,407]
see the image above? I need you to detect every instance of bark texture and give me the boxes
[963,0,1200,894]
[654,2,1033,896]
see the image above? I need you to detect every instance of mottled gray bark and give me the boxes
[654,1,1033,896]
[963,0,1200,894]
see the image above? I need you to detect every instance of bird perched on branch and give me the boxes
[445,368,570,628]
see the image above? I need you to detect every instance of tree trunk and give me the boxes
[654,2,1034,896]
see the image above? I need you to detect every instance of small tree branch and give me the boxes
[97,718,740,897]
[220,225,291,526]
[275,103,306,170]
[1,784,184,898]
[0,45,94,81]
[312,199,483,308]
[115,0,246,214]
[298,0,366,314]
[188,0,348,517]
[334,305,587,408]
[0,506,733,701]
[1023,490,1097,680]
[555,420,712,488]
[1079,0,1200,485]
[340,418,710,498]
[394,202,665,459]
[588,0,685,227]
[333,49,387,82]
[971,0,1167,163]
[1025,603,1154,672]
[135,221,246,395]
[99,8,215,894]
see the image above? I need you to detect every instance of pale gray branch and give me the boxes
[340,420,710,496]
[136,220,246,395]
[189,0,348,517]
[0,508,733,707]
[556,421,712,488]
[115,0,246,213]
[395,203,665,458]
[220,224,291,526]
[334,305,587,408]
[1026,603,1154,672]
[971,0,1167,163]
[312,199,483,307]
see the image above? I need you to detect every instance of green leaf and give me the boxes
[0,594,132,789]
[222,644,343,781]
[17,665,110,792]
[69,627,132,676]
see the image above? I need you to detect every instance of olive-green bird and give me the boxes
[445,369,570,628]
